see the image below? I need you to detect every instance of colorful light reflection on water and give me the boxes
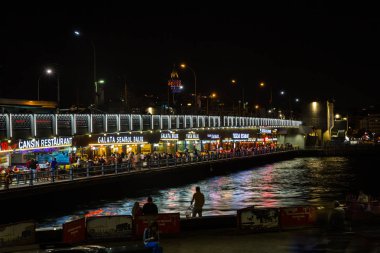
[39,156,378,228]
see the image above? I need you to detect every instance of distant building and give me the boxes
[360,114,380,135]
[301,100,334,146]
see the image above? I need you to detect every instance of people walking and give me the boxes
[191,186,205,217]
[143,196,158,215]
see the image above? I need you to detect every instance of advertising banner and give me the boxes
[279,206,317,229]
[63,218,86,244]
[237,207,279,231]
[86,215,133,240]
[135,213,180,237]
[0,221,35,247]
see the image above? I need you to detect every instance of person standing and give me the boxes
[132,201,143,219]
[143,196,158,215]
[4,168,12,190]
[191,186,205,217]
[143,221,162,253]
[30,158,37,183]
[50,158,57,182]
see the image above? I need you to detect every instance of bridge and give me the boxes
[0,114,302,140]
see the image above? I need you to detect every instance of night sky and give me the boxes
[1,3,379,112]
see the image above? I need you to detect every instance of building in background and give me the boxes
[301,100,334,146]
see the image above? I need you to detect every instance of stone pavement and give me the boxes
[155,227,380,253]
[5,227,380,253]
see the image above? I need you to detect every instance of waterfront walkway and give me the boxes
[8,226,380,253]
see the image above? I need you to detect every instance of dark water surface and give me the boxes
[38,156,380,228]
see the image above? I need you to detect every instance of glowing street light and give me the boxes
[259,81,273,105]
[74,29,98,105]
[180,63,197,112]
[38,68,59,105]
[231,79,245,116]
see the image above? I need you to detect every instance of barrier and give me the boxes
[135,213,180,237]
[0,220,35,247]
[62,217,86,244]
[237,207,280,231]
[279,206,317,229]
[86,215,133,240]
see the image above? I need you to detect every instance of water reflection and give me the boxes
[39,156,376,228]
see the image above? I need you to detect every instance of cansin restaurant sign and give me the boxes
[18,137,73,150]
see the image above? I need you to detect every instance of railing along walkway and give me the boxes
[1,148,297,190]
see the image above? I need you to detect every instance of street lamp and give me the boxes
[74,30,98,105]
[180,63,197,113]
[231,79,245,116]
[280,90,292,119]
[207,92,217,115]
[259,82,273,106]
[37,68,59,105]
[37,68,53,101]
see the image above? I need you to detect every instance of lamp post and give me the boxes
[180,63,197,113]
[231,79,245,116]
[74,30,97,105]
[37,68,59,106]
[37,68,53,101]
[280,90,294,119]
[206,92,217,115]
[259,82,273,108]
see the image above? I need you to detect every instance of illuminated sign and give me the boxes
[232,133,249,139]
[260,129,272,134]
[161,133,178,140]
[207,134,220,139]
[18,137,72,150]
[97,135,144,144]
[186,133,199,140]
[0,142,9,151]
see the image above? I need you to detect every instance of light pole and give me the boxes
[206,92,217,115]
[38,68,59,105]
[180,63,197,113]
[74,30,97,105]
[231,79,245,116]
[259,82,273,108]
[37,68,53,101]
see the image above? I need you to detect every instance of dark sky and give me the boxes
[1,3,379,111]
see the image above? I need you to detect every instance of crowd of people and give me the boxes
[1,143,294,189]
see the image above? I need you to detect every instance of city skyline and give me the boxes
[1,4,379,111]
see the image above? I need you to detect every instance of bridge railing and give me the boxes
[1,147,298,190]
[0,113,302,139]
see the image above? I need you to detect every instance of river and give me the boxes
[37,156,379,228]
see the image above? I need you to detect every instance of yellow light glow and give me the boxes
[255,105,259,109]
[335,114,341,119]
[311,102,318,113]
[211,93,217,98]
[180,64,186,68]
[260,82,265,87]
[231,79,236,84]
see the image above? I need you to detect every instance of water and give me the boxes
[37,156,380,228]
